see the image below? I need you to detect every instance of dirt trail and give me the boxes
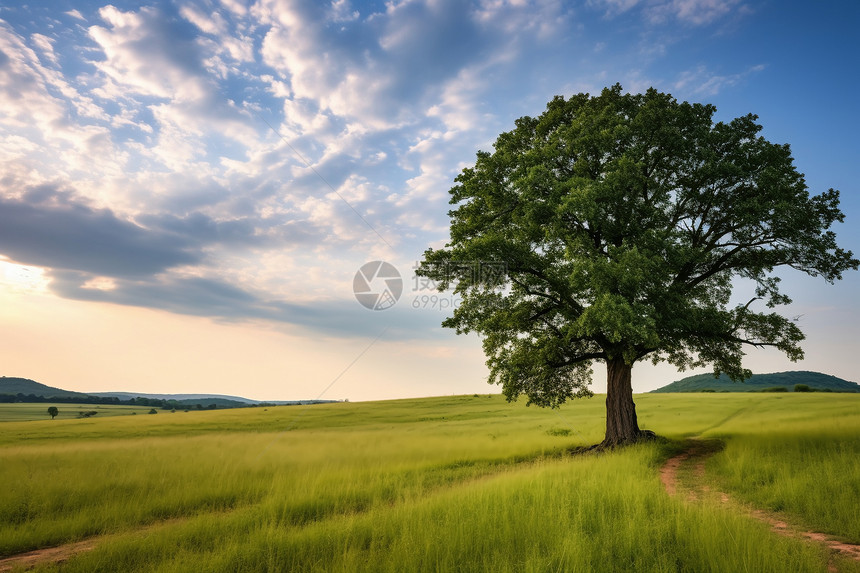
[0,539,97,572]
[661,439,860,569]
[0,515,193,572]
[0,452,557,571]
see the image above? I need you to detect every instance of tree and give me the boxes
[47,406,58,419]
[417,85,857,447]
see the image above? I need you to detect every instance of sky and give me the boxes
[0,0,858,402]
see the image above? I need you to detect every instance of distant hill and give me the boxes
[86,392,336,407]
[89,392,255,408]
[650,371,859,393]
[1,377,338,407]
[0,377,90,398]
[90,391,257,403]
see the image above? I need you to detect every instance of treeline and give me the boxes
[0,393,231,410]
[759,384,838,393]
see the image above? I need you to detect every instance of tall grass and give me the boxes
[42,445,827,573]
[701,393,860,542]
[1,393,855,572]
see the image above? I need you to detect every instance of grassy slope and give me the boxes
[701,393,860,542]
[0,403,157,422]
[0,393,856,572]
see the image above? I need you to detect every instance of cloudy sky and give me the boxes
[1,0,857,401]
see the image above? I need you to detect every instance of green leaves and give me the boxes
[417,85,858,407]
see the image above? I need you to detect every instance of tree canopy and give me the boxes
[417,85,857,445]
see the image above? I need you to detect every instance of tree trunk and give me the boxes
[602,357,645,447]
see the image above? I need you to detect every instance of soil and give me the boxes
[0,539,97,572]
[0,516,189,572]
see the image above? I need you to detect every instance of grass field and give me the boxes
[0,403,158,422]
[1,392,858,572]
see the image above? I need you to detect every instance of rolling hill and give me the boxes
[650,371,859,393]
[89,391,256,407]
[0,377,90,398]
[0,377,336,406]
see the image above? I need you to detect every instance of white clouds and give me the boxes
[586,0,641,19]
[1,0,856,402]
[590,0,744,25]
[89,6,208,100]
[0,21,120,181]
[65,9,86,22]
[0,0,782,337]
[666,0,742,25]
[673,63,764,96]
[473,0,569,40]
[254,0,564,132]
[180,3,255,66]
[219,0,250,17]
[86,4,261,183]
[427,64,496,133]
[329,0,360,23]
[256,0,395,129]
[30,33,58,66]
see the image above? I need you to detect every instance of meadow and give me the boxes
[0,403,156,422]
[1,392,858,572]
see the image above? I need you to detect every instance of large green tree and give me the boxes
[417,85,857,446]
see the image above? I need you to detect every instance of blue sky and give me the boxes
[0,0,857,401]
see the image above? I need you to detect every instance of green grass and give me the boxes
[0,393,857,572]
[699,393,860,543]
[0,403,157,422]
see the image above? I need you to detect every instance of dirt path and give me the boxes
[0,515,193,572]
[0,452,560,571]
[0,539,98,572]
[662,439,860,570]
[659,439,721,496]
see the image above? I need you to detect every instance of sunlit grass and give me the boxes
[0,403,154,422]
[702,393,860,542]
[1,392,856,572]
[33,445,828,573]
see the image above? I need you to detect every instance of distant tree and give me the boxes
[417,85,858,447]
[794,384,812,392]
[148,408,158,414]
[47,406,58,419]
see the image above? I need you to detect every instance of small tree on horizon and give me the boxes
[47,406,58,419]
[417,85,857,447]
